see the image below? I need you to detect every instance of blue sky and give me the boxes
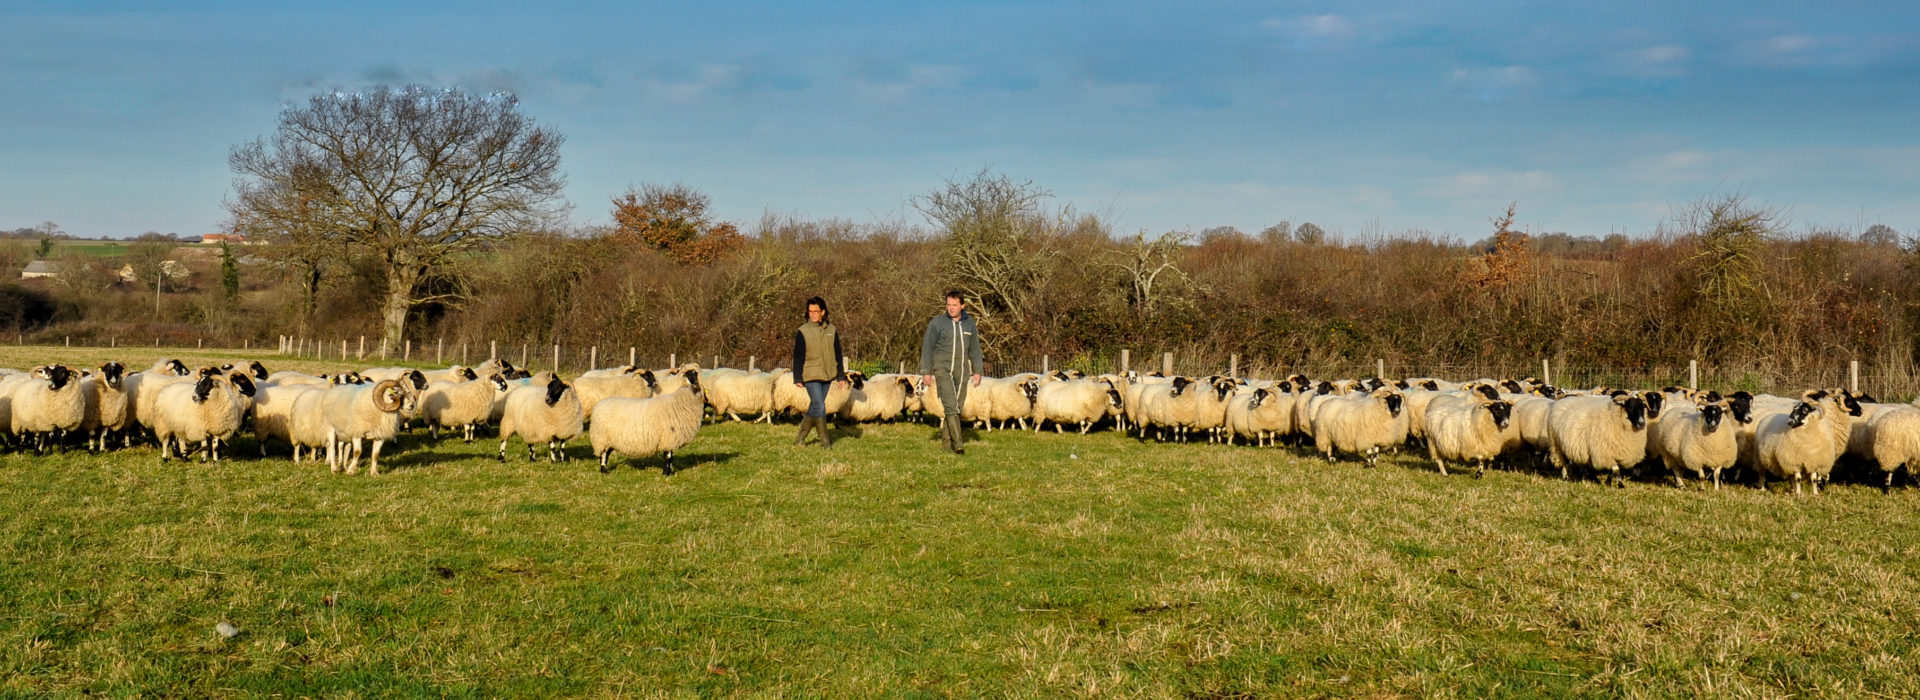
[3,1,1917,241]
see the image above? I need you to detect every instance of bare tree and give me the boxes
[228,85,566,349]
[1105,230,1193,318]
[911,168,1060,326]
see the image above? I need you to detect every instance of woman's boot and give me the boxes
[794,416,814,446]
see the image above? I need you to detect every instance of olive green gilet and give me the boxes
[798,321,838,382]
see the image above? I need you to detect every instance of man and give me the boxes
[920,290,983,454]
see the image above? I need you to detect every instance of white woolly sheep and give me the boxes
[251,381,320,456]
[150,372,247,462]
[1140,377,1201,441]
[422,373,511,442]
[1033,378,1123,434]
[1755,390,1859,494]
[498,373,584,463]
[573,368,659,421]
[78,361,129,451]
[1311,387,1408,467]
[1868,405,1920,493]
[322,378,416,475]
[770,369,853,418]
[1546,392,1653,487]
[1650,393,1746,490]
[842,372,920,423]
[10,365,85,453]
[591,374,706,475]
[705,368,785,423]
[1424,396,1514,477]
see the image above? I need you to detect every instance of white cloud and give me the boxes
[1604,44,1691,78]
[1262,14,1355,51]
[1423,170,1557,200]
[1448,65,1538,101]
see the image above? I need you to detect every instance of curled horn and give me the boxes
[372,379,404,412]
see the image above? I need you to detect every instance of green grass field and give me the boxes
[3,348,1919,697]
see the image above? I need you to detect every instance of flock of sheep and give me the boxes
[1,356,1916,493]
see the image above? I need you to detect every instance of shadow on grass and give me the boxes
[599,450,741,476]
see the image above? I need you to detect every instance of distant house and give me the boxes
[21,261,59,279]
[201,233,260,245]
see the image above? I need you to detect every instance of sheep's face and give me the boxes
[1839,393,1864,417]
[488,374,511,392]
[1365,377,1386,391]
[249,361,269,380]
[1020,379,1039,403]
[1418,379,1439,391]
[543,378,569,406]
[1614,395,1649,430]
[896,376,917,396]
[229,372,257,398]
[460,367,479,381]
[1642,391,1665,417]
[1382,392,1404,418]
[191,375,217,403]
[637,370,659,392]
[845,371,868,391]
[1209,379,1235,402]
[1500,379,1523,394]
[164,359,189,376]
[1727,395,1753,424]
[100,361,125,390]
[1314,381,1334,396]
[1393,379,1410,390]
[1787,401,1817,428]
[1486,400,1514,430]
[1106,387,1124,409]
[1170,377,1192,396]
[1699,403,1725,433]
[1472,384,1501,401]
[685,373,704,396]
[1248,388,1268,409]
[45,364,74,391]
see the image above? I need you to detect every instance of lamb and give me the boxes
[497,373,584,463]
[1650,393,1746,490]
[705,368,785,423]
[9,365,86,453]
[841,372,920,423]
[78,361,129,451]
[1424,396,1514,477]
[1311,387,1408,467]
[591,373,706,475]
[1032,378,1124,434]
[1868,406,1920,493]
[322,378,417,475]
[421,372,511,441]
[1755,390,1859,494]
[150,372,247,462]
[574,368,658,421]
[1546,392,1653,487]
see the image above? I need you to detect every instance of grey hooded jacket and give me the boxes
[918,310,983,377]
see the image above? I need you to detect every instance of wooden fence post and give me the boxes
[1851,360,1860,394]
[629,347,636,368]
[590,346,597,371]
[1162,352,1173,376]
[1121,349,1130,374]
[1689,360,1698,391]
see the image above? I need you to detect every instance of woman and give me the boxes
[791,296,845,448]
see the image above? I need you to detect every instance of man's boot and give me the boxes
[794,416,814,446]
[948,421,965,455]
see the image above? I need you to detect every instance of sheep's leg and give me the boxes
[497,440,509,462]
[1474,459,1486,479]
[1080,421,1090,435]
[662,451,676,476]
[158,436,171,462]
[1793,475,1803,495]
[527,443,537,462]
[203,438,214,463]
[1433,457,1448,476]
[368,439,383,476]
[598,448,615,473]
[1885,470,1896,495]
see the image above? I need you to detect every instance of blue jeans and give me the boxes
[804,380,831,418]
